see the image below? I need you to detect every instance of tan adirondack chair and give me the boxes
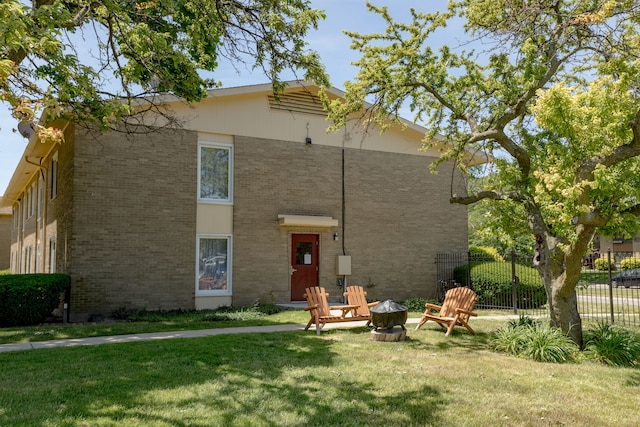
[415,287,478,336]
[343,286,380,326]
[303,287,361,335]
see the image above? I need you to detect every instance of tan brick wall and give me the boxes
[232,136,467,306]
[0,211,10,270]
[66,126,198,321]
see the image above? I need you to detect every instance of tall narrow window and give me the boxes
[198,142,233,203]
[37,176,44,220]
[49,238,56,273]
[26,187,31,219]
[12,203,18,231]
[22,195,26,229]
[31,181,36,217]
[196,235,231,295]
[50,153,58,199]
[35,244,41,273]
[26,246,33,273]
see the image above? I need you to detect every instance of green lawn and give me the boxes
[579,270,611,284]
[1,318,639,426]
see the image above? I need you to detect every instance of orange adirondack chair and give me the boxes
[415,287,478,336]
[343,285,379,326]
[303,287,361,335]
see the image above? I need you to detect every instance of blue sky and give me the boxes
[0,0,453,196]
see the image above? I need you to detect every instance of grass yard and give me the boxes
[1,318,639,427]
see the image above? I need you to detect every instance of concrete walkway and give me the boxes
[0,323,310,353]
[0,315,524,354]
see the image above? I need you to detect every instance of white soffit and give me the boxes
[278,214,338,227]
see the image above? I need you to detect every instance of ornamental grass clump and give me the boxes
[492,316,578,363]
[583,322,640,367]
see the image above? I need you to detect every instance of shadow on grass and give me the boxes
[627,370,640,387]
[406,325,494,354]
[0,331,447,426]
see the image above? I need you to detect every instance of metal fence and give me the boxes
[436,251,640,327]
[577,251,640,327]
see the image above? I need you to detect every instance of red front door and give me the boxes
[291,234,319,301]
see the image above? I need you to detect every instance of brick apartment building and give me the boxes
[1,82,470,322]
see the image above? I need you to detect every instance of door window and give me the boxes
[295,242,313,265]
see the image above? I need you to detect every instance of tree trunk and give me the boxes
[547,280,583,348]
[533,228,588,349]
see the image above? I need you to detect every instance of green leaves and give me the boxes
[1,0,328,134]
[328,0,640,240]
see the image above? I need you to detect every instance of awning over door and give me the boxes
[277,214,338,227]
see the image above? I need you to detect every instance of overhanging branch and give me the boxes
[450,190,523,205]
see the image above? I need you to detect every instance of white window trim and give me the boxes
[196,234,232,296]
[197,141,233,205]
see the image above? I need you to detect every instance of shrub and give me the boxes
[0,274,70,326]
[469,246,505,262]
[492,319,578,363]
[253,303,283,315]
[583,322,640,367]
[619,257,640,271]
[111,304,283,322]
[594,257,614,271]
[399,297,428,312]
[453,262,547,308]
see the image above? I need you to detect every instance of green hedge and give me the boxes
[469,246,505,262]
[594,257,614,271]
[0,274,70,326]
[453,262,547,309]
[620,257,640,271]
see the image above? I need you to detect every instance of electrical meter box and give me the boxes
[336,255,352,276]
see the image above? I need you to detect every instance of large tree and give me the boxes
[325,0,640,346]
[1,0,328,139]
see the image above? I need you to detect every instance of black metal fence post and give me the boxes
[608,248,614,324]
[467,250,472,290]
[511,251,518,315]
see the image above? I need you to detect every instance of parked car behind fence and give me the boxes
[611,268,640,288]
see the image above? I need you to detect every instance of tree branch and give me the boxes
[450,190,523,205]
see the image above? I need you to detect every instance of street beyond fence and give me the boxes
[436,252,640,327]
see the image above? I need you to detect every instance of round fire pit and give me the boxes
[370,300,408,342]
